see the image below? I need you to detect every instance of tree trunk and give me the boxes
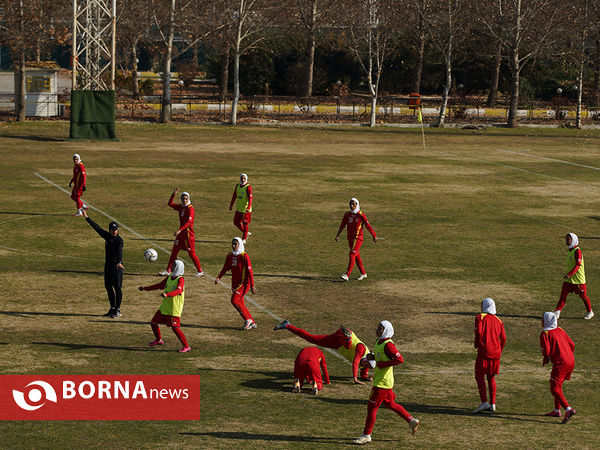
[15,0,25,121]
[304,0,318,98]
[594,36,600,107]
[220,46,230,100]
[230,0,244,125]
[412,17,425,93]
[507,47,520,128]
[486,41,502,107]
[159,0,176,123]
[576,62,583,128]
[369,92,377,127]
[132,41,140,98]
[436,56,451,127]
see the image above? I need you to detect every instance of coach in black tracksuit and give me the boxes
[83,209,124,318]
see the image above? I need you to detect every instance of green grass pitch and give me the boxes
[0,122,599,448]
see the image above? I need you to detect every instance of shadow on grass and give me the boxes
[425,311,542,320]
[0,310,101,318]
[31,341,165,352]
[400,402,548,423]
[88,319,240,331]
[49,269,148,277]
[130,238,231,244]
[0,134,66,142]
[254,273,344,282]
[180,431,352,444]
[0,211,67,217]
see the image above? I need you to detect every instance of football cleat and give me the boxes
[158,270,171,276]
[194,271,204,277]
[148,339,164,347]
[472,402,491,414]
[489,404,496,412]
[409,418,420,435]
[341,274,349,281]
[178,346,191,353]
[554,310,561,319]
[311,381,318,395]
[274,320,290,331]
[561,408,576,424]
[583,311,594,320]
[357,273,368,280]
[292,379,300,393]
[545,410,562,418]
[74,210,83,216]
[353,434,371,445]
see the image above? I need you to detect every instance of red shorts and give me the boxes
[174,234,195,252]
[551,364,574,383]
[475,356,500,376]
[234,211,252,224]
[368,386,396,407]
[151,310,181,328]
[562,282,586,295]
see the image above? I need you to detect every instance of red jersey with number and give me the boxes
[474,313,506,360]
[71,163,86,191]
[168,193,195,241]
[540,327,574,367]
[338,211,376,241]
[217,252,254,290]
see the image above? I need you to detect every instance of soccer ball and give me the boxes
[144,248,158,262]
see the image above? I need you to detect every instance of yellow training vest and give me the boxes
[337,331,369,362]
[236,184,252,213]
[159,276,185,317]
[373,338,394,389]
[566,247,585,285]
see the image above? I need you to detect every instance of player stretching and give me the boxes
[540,312,576,423]
[472,298,506,413]
[215,237,257,330]
[353,321,419,444]
[229,173,253,243]
[160,188,204,277]
[69,153,87,216]
[139,260,191,353]
[293,347,330,395]
[555,233,594,320]
[274,321,371,384]
[335,198,377,281]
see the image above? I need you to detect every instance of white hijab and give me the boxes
[567,233,579,249]
[232,237,245,256]
[240,173,248,186]
[181,191,191,206]
[481,298,496,315]
[73,153,81,163]
[350,197,360,214]
[379,320,394,339]
[172,259,185,277]
[543,312,558,331]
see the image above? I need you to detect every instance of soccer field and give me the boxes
[1,122,599,448]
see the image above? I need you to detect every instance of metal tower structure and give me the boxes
[71,0,116,90]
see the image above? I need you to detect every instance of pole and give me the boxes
[419,106,426,151]
[72,0,77,90]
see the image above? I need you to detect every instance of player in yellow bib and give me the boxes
[229,173,253,243]
[555,233,594,320]
[138,260,191,353]
[353,321,419,445]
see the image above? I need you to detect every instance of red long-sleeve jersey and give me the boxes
[566,248,583,278]
[474,313,506,360]
[229,184,253,210]
[143,276,185,296]
[168,193,195,241]
[540,327,575,367]
[296,347,330,384]
[338,211,376,241]
[217,252,254,290]
[376,340,404,369]
[71,163,86,190]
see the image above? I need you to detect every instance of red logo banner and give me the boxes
[0,375,200,420]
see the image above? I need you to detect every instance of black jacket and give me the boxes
[86,217,123,268]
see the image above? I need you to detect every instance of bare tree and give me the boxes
[478,0,560,127]
[345,0,398,127]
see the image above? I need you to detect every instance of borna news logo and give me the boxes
[12,380,58,411]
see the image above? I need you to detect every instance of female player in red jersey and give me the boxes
[274,321,372,384]
[335,198,377,281]
[215,237,257,330]
[353,321,419,445]
[69,153,87,216]
[540,312,576,423]
[555,233,594,320]
[139,260,191,353]
[293,346,330,395]
[159,188,204,277]
[472,298,506,413]
[229,173,253,243]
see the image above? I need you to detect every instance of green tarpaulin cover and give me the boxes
[69,90,117,140]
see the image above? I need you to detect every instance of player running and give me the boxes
[335,198,377,281]
[69,153,87,216]
[139,260,191,353]
[215,237,257,330]
[293,347,330,395]
[353,320,419,445]
[274,321,372,384]
[540,312,576,423]
[159,188,204,277]
[229,173,253,243]
[555,233,594,320]
[472,298,506,413]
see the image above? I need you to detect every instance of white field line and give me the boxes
[495,148,600,171]
[34,172,349,364]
